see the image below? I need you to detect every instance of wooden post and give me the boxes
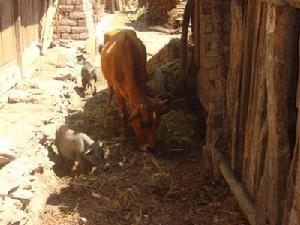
[111,0,115,13]
[41,0,58,55]
[215,150,256,225]
[179,0,192,79]
[55,5,60,41]
[13,0,24,77]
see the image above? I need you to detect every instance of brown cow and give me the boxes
[101,29,167,152]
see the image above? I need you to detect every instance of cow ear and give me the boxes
[128,107,140,123]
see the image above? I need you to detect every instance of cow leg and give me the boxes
[108,85,114,106]
[116,94,128,140]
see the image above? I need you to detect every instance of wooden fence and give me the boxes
[0,0,57,106]
[193,0,300,224]
[0,0,45,71]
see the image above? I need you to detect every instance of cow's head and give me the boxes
[128,99,168,152]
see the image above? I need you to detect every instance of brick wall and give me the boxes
[195,0,231,113]
[54,0,97,40]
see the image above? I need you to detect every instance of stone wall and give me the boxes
[54,0,97,40]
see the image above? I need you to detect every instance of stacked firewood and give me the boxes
[166,0,187,28]
[145,0,178,25]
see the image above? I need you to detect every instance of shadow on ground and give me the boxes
[42,83,247,225]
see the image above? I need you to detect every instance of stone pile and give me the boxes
[0,46,82,225]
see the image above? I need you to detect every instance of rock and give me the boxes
[20,183,33,190]
[0,156,15,168]
[59,41,72,48]
[49,41,57,48]
[2,197,23,210]
[78,217,87,225]
[54,73,77,82]
[0,197,29,225]
[0,157,40,196]
[55,54,67,68]
[10,189,34,206]
[8,89,29,104]
[0,207,29,225]
[30,166,44,175]
[0,138,17,167]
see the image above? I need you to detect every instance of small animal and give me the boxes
[81,62,97,95]
[101,29,168,152]
[55,125,106,172]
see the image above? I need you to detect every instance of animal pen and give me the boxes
[192,0,300,225]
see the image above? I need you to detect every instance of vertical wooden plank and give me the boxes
[34,0,39,42]
[234,0,257,180]
[20,0,27,52]
[24,0,28,49]
[27,0,31,45]
[26,0,31,47]
[285,34,300,225]
[0,2,4,65]
[14,0,24,76]
[1,0,16,64]
[29,0,34,44]
[193,0,199,66]
[40,0,48,42]
[242,1,268,199]
[20,0,25,52]
[257,5,299,225]
[0,32,3,66]
[41,0,58,54]
[226,0,244,173]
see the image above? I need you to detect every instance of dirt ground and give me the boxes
[38,13,248,225]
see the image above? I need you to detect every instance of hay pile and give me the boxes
[146,38,181,75]
[147,59,182,97]
[157,110,202,152]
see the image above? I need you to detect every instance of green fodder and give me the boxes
[156,110,203,151]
